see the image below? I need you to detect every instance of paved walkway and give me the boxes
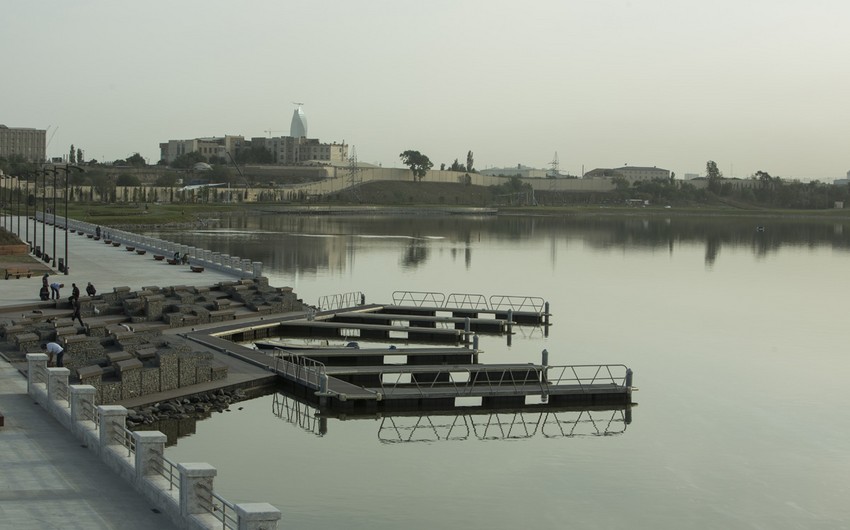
[0,358,180,529]
[0,217,247,529]
[1,216,239,307]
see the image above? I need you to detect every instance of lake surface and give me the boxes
[148,214,850,529]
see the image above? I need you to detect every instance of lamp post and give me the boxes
[55,164,84,274]
[24,173,29,247]
[16,174,22,239]
[51,167,58,268]
[41,170,47,261]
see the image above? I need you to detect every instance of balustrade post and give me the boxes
[235,503,282,530]
[252,262,263,278]
[133,431,167,478]
[26,353,49,396]
[47,367,70,402]
[177,463,217,517]
[70,384,97,422]
[97,405,128,447]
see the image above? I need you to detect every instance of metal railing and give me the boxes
[488,294,545,314]
[198,483,238,530]
[391,290,546,315]
[317,291,363,311]
[80,399,99,424]
[445,293,489,309]
[272,351,326,389]
[543,364,629,391]
[392,290,446,307]
[377,365,548,399]
[113,426,136,457]
[153,456,181,492]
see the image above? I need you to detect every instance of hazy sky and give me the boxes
[4,0,849,180]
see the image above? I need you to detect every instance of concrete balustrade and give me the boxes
[24,353,281,529]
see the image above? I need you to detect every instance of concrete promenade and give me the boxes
[0,217,257,529]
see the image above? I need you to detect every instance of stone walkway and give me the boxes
[0,217,250,529]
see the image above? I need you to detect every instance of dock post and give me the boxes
[544,301,550,326]
[541,349,549,384]
[319,373,329,406]
[625,368,633,390]
[360,293,366,305]
[464,317,471,345]
[507,309,513,334]
[472,335,479,363]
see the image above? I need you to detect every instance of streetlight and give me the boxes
[41,168,47,262]
[54,164,84,274]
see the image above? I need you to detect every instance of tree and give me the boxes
[77,148,83,165]
[116,173,141,186]
[706,160,722,193]
[69,144,76,164]
[399,150,433,181]
[155,173,179,187]
[125,153,146,167]
[466,150,474,172]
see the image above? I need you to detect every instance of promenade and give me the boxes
[0,217,249,529]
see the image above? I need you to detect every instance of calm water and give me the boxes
[149,214,850,529]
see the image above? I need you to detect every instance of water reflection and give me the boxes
[147,214,850,277]
[270,392,632,442]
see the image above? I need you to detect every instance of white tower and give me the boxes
[290,103,307,138]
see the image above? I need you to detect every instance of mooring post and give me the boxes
[472,335,479,363]
[464,317,471,345]
[625,368,633,390]
[360,293,366,305]
[507,309,513,334]
[318,373,329,406]
[541,349,549,384]
[544,301,550,326]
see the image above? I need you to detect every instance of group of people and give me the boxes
[39,276,98,367]
[40,274,96,302]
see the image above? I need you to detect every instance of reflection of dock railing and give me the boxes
[379,409,629,443]
[271,393,323,436]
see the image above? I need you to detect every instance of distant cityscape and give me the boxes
[3,112,850,185]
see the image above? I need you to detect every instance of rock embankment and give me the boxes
[126,388,247,429]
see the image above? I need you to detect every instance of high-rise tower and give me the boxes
[290,103,307,138]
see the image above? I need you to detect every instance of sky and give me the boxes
[4,0,850,181]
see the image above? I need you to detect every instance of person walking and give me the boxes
[71,283,80,300]
[85,282,96,296]
[49,282,64,300]
[41,342,65,367]
[95,225,101,238]
[70,297,84,326]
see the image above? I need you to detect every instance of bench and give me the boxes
[167,259,179,265]
[4,268,32,280]
[153,255,165,261]
[136,249,146,255]
[125,246,135,252]
[190,266,204,273]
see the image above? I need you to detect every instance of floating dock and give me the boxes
[184,296,634,413]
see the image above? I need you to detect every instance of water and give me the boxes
[149,214,850,529]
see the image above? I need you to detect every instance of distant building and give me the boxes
[0,125,46,162]
[290,106,307,137]
[584,165,670,183]
[480,164,549,178]
[159,134,347,166]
